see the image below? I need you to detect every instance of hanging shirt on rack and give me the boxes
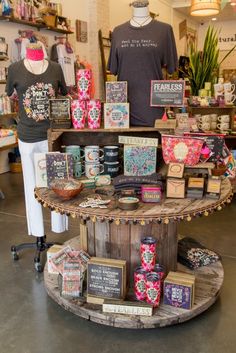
[108,20,178,127]
[56,43,76,86]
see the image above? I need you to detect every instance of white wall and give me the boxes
[56,0,89,61]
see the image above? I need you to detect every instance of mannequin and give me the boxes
[6,43,68,240]
[130,1,152,27]
[108,0,178,127]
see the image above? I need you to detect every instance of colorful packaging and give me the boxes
[140,237,157,272]
[71,100,87,129]
[134,266,148,301]
[87,99,101,129]
[77,69,92,101]
[145,273,161,307]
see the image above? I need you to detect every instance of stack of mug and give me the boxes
[65,145,120,179]
[195,114,231,132]
[195,114,218,131]
[214,82,236,105]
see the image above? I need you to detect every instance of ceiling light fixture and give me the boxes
[190,0,220,17]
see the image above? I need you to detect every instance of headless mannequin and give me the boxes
[7,44,68,239]
[130,4,152,27]
[24,44,49,74]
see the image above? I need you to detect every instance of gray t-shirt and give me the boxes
[6,60,67,143]
[107,20,178,127]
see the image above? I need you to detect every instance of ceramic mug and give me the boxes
[211,122,217,130]
[224,82,235,94]
[218,115,230,123]
[198,122,211,131]
[104,146,119,162]
[214,83,224,98]
[210,114,218,122]
[85,162,104,179]
[104,161,120,178]
[65,145,85,161]
[73,161,85,178]
[84,145,104,162]
[198,115,211,123]
[224,93,236,105]
[217,122,230,130]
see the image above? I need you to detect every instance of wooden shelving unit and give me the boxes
[0,113,18,119]
[0,15,74,35]
[0,142,18,152]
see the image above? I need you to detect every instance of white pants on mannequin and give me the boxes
[18,139,68,237]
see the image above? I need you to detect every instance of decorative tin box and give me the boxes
[141,184,162,203]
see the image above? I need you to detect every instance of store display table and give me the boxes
[44,236,224,329]
[35,179,232,328]
[35,178,232,277]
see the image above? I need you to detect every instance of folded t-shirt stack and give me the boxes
[178,237,221,269]
[113,173,164,194]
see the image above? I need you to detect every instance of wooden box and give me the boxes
[87,257,127,305]
[164,271,195,309]
[166,178,185,198]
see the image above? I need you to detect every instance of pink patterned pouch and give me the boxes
[162,134,204,166]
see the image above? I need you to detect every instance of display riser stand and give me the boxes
[44,236,224,329]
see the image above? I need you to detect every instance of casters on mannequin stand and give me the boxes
[11,236,59,273]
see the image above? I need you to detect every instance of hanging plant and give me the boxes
[185,26,236,96]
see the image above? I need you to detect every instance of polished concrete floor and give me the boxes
[0,172,236,353]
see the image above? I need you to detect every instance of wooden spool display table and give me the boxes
[35,178,233,329]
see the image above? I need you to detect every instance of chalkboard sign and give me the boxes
[49,99,71,128]
[87,257,126,304]
[150,80,185,107]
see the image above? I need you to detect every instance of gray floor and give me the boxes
[0,172,236,353]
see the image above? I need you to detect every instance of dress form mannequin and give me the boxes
[24,43,49,75]
[6,43,68,241]
[108,0,178,127]
[130,2,152,27]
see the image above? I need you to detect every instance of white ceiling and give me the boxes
[172,1,236,23]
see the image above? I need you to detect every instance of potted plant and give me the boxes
[186,26,236,96]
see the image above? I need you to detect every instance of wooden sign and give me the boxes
[103,300,153,317]
[49,99,71,128]
[167,163,185,179]
[76,20,88,43]
[87,257,126,304]
[118,136,158,147]
[150,80,185,107]
[154,119,176,129]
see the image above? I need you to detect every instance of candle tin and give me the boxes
[134,266,148,301]
[141,184,162,203]
[140,237,157,272]
[145,272,161,307]
[118,197,139,211]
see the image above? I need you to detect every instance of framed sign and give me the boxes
[49,99,71,128]
[150,80,185,107]
[87,257,126,304]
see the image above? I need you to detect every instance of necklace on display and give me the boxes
[27,59,46,75]
[131,16,151,27]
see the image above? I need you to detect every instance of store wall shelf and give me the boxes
[0,15,73,35]
[0,113,18,119]
[0,81,7,84]
[0,142,18,152]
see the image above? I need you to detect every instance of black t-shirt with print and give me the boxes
[6,60,67,143]
[107,20,178,127]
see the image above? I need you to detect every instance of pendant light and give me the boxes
[190,0,221,16]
